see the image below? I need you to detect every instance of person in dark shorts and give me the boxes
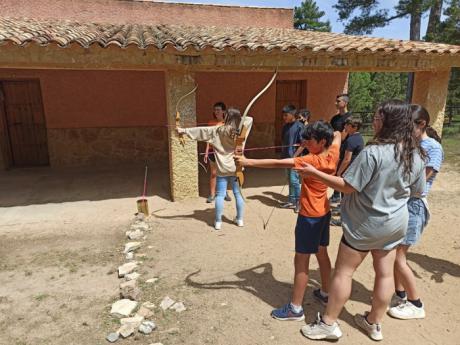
[236,121,341,321]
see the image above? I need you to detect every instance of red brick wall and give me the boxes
[1,0,293,28]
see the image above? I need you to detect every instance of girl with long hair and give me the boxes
[296,100,426,341]
[388,104,444,320]
[177,108,252,230]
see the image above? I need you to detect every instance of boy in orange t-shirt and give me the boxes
[236,121,340,321]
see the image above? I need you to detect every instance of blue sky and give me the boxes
[165,0,431,40]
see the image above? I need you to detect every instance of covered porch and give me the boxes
[0,18,459,200]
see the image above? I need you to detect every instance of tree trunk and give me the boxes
[407,1,423,101]
[426,0,443,40]
[409,2,422,40]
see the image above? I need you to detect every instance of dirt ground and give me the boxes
[0,163,459,345]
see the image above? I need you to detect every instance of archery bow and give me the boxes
[175,85,198,146]
[235,70,278,188]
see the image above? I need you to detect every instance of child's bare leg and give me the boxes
[316,245,331,293]
[323,243,367,324]
[291,253,311,306]
[209,163,217,197]
[367,248,397,324]
[394,245,419,299]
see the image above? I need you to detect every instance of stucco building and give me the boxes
[0,0,459,200]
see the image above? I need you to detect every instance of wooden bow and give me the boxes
[175,85,198,146]
[235,70,278,188]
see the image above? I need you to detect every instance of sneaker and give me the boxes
[388,293,408,308]
[313,289,328,306]
[388,301,425,320]
[354,312,383,341]
[279,202,295,209]
[301,312,342,340]
[234,218,244,227]
[214,221,222,231]
[329,195,341,204]
[224,193,232,202]
[271,303,305,321]
[206,195,215,203]
[294,202,300,213]
[330,218,342,226]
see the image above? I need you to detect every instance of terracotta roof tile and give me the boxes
[0,17,459,56]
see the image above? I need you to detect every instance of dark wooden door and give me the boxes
[275,80,307,147]
[1,80,49,167]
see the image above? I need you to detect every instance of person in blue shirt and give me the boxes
[280,104,304,213]
[388,104,444,320]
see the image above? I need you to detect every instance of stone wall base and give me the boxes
[47,127,168,167]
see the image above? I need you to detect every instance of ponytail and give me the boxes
[426,126,442,143]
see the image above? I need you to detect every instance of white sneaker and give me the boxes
[388,301,425,320]
[301,313,342,340]
[214,221,222,230]
[234,218,244,227]
[354,313,383,341]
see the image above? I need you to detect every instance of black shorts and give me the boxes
[208,152,216,163]
[341,236,369,253]
[295,212,331,254]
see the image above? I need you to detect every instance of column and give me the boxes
[412,70,451,136]
[165,69,199,201]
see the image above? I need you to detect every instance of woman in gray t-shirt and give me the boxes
[296,100,425,341]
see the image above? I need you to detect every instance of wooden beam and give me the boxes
[0,43,458,72]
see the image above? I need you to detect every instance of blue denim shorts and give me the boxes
[402,198,428,246]
[295,212,331,254]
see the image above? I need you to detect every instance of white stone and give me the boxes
[142,301,156,309]
[131,222,149,231]
[118,323,135,338]
[160,296,175,310]
[127,229,144,240]
[147,246,154,249]
[124,242,142,254]
[106,332,119,343]
[149,343,164,345]
[118,262,138,277]
[137,306,153,318]
[135,213,146,221]
[110,299,138,318]
[171,302,186,313]
[120,315,144,328]
[146,277,159,284]
[125,272,140,281]
[125,252,134,260]
[139,320,156,334]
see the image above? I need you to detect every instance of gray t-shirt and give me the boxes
[341,144,425,251]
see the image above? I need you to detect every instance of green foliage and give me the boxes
[294,0,331,32]
[370,72,408,106]
[348,73,374,111]
[348,72,408,112]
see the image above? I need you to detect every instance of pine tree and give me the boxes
[348,73,374,112]
[294,0,331,32]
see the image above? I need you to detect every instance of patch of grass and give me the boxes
[442,136,460,168]
[34,293,50,302]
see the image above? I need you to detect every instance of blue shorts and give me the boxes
[295,212,331,254]
[402,198,427,246]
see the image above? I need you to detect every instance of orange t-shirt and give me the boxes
[293,142,340,218]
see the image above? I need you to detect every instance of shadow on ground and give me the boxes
[185,262,374,331]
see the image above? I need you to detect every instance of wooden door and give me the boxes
[1,80,49,167]
[275,80,307,147]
